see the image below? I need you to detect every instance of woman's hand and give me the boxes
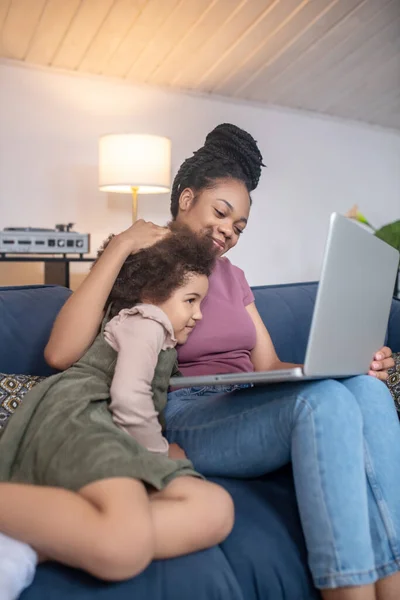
[116,219,170,255]
[45,220,169,371]
[368,347,394,381]
[168,443,188,461]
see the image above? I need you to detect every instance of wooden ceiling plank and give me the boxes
[78,0,147,73]
[2,0,47,59]
[0,0,12,54]
[319,22,400,113]
[0,0,11,32]
[1,0,398,131]
[203,0,336,94]
[366,88,400,119]
[333,55,400,119]
[149,0,241,86]
[366,90,400,124]
[171,0,273,89]
[126,0,215,82]
[276,4,400,111]
[239,0,365,100]
[52,0,115,70]
[103,0,180,78]
[194,0,287,90]
[25,0,81,65]
[263,0,397,104]
[344,101,400,129]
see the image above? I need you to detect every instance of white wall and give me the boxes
[1,60,399,290]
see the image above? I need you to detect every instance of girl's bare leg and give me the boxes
[0,476,233,581]
[0,478,154,580]
[149,476,234,558]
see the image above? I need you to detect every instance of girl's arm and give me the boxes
[105,315,169,455]
[44,221,169,371]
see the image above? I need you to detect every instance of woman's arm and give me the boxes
[246,303,393,378]
[246,302,300,371]
[44,221,169,371]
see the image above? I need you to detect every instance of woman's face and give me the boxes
[175,178,251,256]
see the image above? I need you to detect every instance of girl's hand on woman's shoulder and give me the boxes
[115,220,170,255]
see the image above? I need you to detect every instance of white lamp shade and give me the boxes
[99,134,171,194]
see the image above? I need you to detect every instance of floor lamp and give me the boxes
[98,134,171,222]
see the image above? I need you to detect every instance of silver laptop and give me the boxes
[170,213,399,388]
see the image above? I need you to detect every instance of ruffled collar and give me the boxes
[111,303,176,347]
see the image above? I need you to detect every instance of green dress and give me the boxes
[0,317,199,492]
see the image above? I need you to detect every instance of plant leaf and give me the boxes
[356,212,373,228]
[374,221,400,252]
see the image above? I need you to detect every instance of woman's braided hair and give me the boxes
[96,223,216,318]
[170,123,265,218]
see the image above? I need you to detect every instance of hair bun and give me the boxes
[203,123,265,191]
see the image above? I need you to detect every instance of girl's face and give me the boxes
[158,273,209,344]
[175,178,251,256]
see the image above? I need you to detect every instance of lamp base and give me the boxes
[131,187,139,222]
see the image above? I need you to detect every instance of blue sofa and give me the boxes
[1,282,399,600]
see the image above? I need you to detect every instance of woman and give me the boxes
[44,124,400,600]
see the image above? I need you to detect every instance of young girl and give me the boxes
[0,225,234,599]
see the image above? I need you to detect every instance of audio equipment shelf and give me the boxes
[0,255,95,288]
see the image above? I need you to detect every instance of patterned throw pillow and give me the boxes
[387,352,400,416]
[0,373,46,432]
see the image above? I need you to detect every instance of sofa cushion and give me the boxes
[216,468,319,600]
[21,471,319,600]
[22,545,244,600]
[253,283,318,364]
[2,282,399,600]
[0,285,71,376]
[0,373,45,432]
[387,352,400,413]
[1,283,398,376]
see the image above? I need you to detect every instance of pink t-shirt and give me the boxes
[177,257,257,376]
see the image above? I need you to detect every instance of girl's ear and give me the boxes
[178,188,195,212]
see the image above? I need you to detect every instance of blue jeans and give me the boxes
[165,376,400,589]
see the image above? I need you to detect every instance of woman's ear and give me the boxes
[179,188,195,212]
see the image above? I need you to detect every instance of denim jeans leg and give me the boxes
[290,379,376,588]
[341,376,400,578]
[165,378,399,589]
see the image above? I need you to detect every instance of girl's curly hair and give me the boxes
[96,223,216,318]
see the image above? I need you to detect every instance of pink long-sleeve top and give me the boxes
[103,304,176,456]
